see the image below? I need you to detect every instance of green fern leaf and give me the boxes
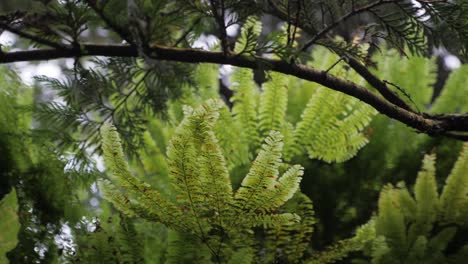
[440,143,468,224]
[431,65,468,113]
[411,154,440,238]
[258,72,288,138]
[234,131,284,212]
[230,67,260,149]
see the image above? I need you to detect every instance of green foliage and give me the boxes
[100,100,310,262]
[357,144,468,263]
[0,65,96,263]
[0,189,20,264]
[1,1,467,263]
[431,65,468,114]
[69,214,144,264]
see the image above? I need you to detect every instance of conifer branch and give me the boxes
[0,44,466,139]
[0,21,66,50]
[300,0,397,52]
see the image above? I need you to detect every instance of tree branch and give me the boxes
[0,44,466,139]
[0,22,66,50]
[265,0,416,112]
[84,0,133,44]
[300,0,397,52]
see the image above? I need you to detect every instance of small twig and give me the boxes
[324,56,346,73]
[174,17,202,47]
[383,80,421,112]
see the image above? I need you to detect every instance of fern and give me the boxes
[264,193,315,263]
[358,144,468,263]
[440,143,468,225]
[230,68,260,150]
[306,220,376,264]
[258,72,288,138]
[100,99,308,262]
[431,65,468,114]
[284,46,376,162]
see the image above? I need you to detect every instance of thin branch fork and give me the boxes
[0,44,466,140]
[300,0,399,52]
[265,0,414,113]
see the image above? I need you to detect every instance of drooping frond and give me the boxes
[100,123,191,231]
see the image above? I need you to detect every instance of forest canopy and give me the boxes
[0,0,467,263]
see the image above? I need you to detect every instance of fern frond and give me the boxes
[166,230,212,264]
[248,213,300,229]
[235,16,262,55]
[375,185,407,251]
[261,165,304,212]
[411,154,439,238]
[100,124,193,232]
[431,65,468,113]
[307,220,376,264]
[230,67,260,149]
[428,227,457,255]
[372,48,436,110]
[234,131,284,212]
[190,100,234,219]
[265,193,315,263]
[440,143,468,225]
[258,72,288,139]
[214,104,250,169]
[395,183,417,223]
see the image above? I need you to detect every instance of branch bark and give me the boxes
[0,44,466,139]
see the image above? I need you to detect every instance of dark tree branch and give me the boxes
[0,44,466,139]
[84,0,133,44]
[0,22,66,50]
[346,57,413,111]
[300,0,397,52]
[209,0,230,55]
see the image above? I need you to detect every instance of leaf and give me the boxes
[0,189,20,264]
